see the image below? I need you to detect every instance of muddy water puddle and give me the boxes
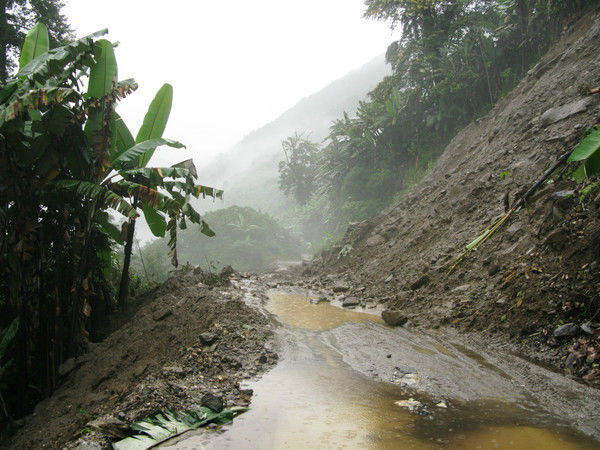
[173,292,598,449]
[265,291,383,330]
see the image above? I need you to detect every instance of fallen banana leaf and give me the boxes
[112,406,248,450]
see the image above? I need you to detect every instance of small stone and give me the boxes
[410,274,430,290]
[436,401,448,408]
[553,323,579,338]
[451,284,471,293]
[488,265,500,276]
[382,310,408,327]
[385,275,394,283]
[332,282,350,293]
[258,354,268,364]
[152,308,172,321]
[342,296,360,307]
[199,332,217,345]
[387,354,392,359]
[366,234,385,247]
[581,322,596,335]
[565,352,580,370]
[202,393,224,412]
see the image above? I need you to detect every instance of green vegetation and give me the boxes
[113,407,247,450]
[277,0,596,248]
[0,23,219,425]
[569,125,600,180]
[0,0,72,83]
[136,206,302,280]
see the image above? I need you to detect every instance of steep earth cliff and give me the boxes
[313,9,600,382]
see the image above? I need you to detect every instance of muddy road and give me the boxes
[167,274,600,449]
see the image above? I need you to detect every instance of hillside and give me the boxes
[311,9,600,380]
[196,55,390,217]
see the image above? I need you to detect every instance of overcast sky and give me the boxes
[64,0,393,168]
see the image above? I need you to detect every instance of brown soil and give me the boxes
[5,268,277,449]
[310,9,600,384]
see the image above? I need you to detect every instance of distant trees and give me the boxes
[0,0,72,83]
[278,132,319,205]
[278,0,597,247]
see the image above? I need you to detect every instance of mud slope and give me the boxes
[315,10,600,377]
[6,269,277,449]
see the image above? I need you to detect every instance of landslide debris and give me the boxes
[6,268,276,449]
[311,9,600,383]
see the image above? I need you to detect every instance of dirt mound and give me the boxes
[6,268,276,449]
[313,10,600,381]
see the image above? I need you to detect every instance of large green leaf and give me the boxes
[142,205,167,237]
[568,126,600,162]
[569,126,600,180]
[112,407,247,450]
[97,212,124,244]
[87,39,117,99]
[110,112,135,159]
[54,180,138,219]
[111,138,184,168]
[136,83,173,167]
[19,23,49,70]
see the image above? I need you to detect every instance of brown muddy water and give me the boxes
[170,292,599,449]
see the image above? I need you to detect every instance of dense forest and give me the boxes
[278,0,599,248]
[2,0,600,442]
[0,5,221,430]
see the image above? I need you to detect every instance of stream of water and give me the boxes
[169,291,599,449]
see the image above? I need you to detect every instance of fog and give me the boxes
[64,0,392,169]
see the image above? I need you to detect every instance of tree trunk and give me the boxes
[0,0,8,84]
[517,0,530,76]
[118,217,136,309]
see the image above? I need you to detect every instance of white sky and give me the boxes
[64,0,393,168]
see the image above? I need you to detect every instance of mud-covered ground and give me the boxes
[5,268,278,449]
[310,8,600,386]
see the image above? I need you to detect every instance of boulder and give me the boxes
[382,310,408,327]
[540,98,592,126]
[553,323,579,338]
[202,393,224,413]
[342,297,359,307]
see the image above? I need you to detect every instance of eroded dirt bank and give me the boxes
[6,268,278,449]
[310,9,600,384]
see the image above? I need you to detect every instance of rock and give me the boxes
[342,296,360,307]
[488,265,500,276]
[366,234,385,247]
[199,332,217,346]
[382,310,408,327]
[553,323,579,338]
[385,275,394,283]
[87,415,129,439]
[565,352,579,370]
[162,366,186,377]
[152,308,172,321]
[581,322,596,335]
[202,393,224,413]
[436,401,448,408]
[451,284,471,293]
[220,265,235,279]
[540,98,592,126]
[394,398,430,416]
[410,274,430,290]
[332,282,350,293]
